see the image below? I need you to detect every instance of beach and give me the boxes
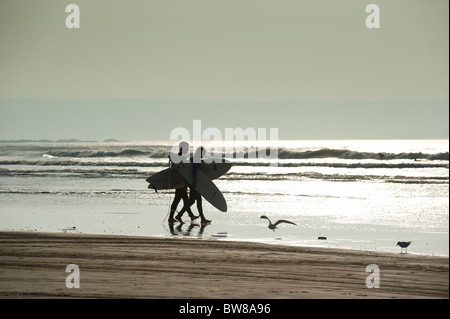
[0,231,448,299]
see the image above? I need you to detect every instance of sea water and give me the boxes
[0,139,448,255]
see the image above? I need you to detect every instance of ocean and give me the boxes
[0,139,448,256]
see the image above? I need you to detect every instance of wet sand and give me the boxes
[0,231,448,299]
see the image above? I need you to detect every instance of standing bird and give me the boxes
[397,241,412,254]
[260,215,297,231]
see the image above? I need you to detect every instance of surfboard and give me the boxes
[199,161,233,180]
[146,160,232,190]
[146,168,186,190]
[173,162,228,212]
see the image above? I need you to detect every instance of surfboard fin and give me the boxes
[148,183,158,194]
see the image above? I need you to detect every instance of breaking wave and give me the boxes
[44,149,152,158]
[0,166,447,185]
[277,149,449,161]
[42,147,448,161]
[0,159,447,170]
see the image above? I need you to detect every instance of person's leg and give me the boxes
[175,187,198,222]
[191,188,211,224]
[169,189,183,223]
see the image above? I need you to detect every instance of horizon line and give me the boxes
[1,138,449,143]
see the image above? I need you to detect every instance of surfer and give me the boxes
[175,146,212,225]
[168,141,199,224]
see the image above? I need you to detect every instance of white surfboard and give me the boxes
[173,162,228,212]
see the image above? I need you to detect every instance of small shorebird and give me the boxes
[260,215,297,231]
[397,241,412,253]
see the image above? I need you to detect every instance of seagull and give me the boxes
[260,215,297,231]
[397,241,412,253]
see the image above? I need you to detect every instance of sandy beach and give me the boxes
[0,231,447,299]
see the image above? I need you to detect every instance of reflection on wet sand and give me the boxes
[167,223,229,240]
[168,222,208,238]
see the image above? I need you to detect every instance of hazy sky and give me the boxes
[0,0,448,140]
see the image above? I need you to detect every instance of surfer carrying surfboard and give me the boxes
[168,142,199,224]
[175,146,212,225]
[147,144,229,221]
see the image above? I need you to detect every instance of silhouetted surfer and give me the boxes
[168,141,199,224]
[175,146,212,225]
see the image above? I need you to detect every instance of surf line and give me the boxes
[169,119,279,166]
